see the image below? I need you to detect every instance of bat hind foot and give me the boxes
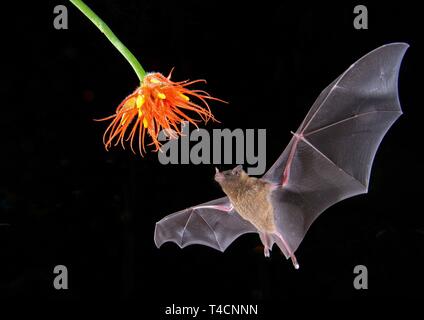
[271,232,300,269]
[291,255,299,269]
[259,232,272,258]
[264,247,271,258]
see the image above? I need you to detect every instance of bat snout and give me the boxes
[214,168,224,183]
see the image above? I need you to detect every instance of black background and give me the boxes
[0,0,422,308]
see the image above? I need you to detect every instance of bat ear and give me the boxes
[232,165,243,174]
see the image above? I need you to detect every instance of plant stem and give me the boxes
[69,0,147,82]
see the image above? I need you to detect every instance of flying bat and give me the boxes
[154,43,408,269]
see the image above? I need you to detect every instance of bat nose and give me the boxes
[214,168,224,182]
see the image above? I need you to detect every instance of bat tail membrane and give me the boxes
[259,231,300,269]
[271,232,300,269]
[264,43,409,262]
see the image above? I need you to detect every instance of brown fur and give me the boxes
[216,168,276,233]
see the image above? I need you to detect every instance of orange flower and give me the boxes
[97,70,225,155]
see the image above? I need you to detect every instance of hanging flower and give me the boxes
[70,0,226,156]
[97,70,225,155]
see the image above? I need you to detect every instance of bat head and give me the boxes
[214,165,246,187]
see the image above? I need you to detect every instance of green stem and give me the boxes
[69,0,147,82]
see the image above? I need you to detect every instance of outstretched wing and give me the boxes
[154,197,257,252]
[263,43,408,257]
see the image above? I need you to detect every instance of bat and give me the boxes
[154,43,408,269]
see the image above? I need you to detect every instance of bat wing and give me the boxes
[263,43,408,258]
[154,197,257,252]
